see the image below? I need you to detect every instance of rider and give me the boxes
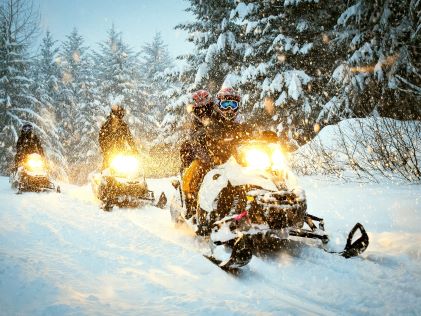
[206,87,252,164]
[180,90,214,171]
[99,104,139,169]
[180,89,214,219]
[14,123,45,171]
[183,87,252,233]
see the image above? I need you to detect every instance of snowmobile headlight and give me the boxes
[270,147,285,171]
[243,147,271,170]
[239,143,286,171]
[25,153,45,172]
[110,154,140,177]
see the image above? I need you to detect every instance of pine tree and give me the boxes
[162,0,347,147]
[322,0,421,122]
[58,28,99,183]
[0,0,41,174]
[140,32,173,126]
[228,0,346,145]
[175,0,244,92]
[93,25,150,145]
[160,0,243,147]
[31,30,67,179]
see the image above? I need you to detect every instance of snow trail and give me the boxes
[0,176,420,315]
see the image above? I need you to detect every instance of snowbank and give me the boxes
[290,118,421,183]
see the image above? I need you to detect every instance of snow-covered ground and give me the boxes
[0,176,420,315]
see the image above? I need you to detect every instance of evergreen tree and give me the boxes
[228,0,345,145]
[160,0,243,146]
[0,0,40,174]
[94,25,150,145]
[31,30,67,179]
[322,0,421,122]
[58,28,99,183]
[140,32,173,127]
[156,72,191,146]
[176,0,243,92]
[162,0,347,147]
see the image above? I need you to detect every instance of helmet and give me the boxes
[191,90,213,119]
[192,90,212,107]
[111,104,125,119]
[216,87,241,102]
[215,87,240,121]
[21,123,33,133]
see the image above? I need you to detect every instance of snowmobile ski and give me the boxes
[155,192,167,209]
[317,223,369,258]
[205,236,253,271]
[340,223,369,258]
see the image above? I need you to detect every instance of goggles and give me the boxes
[219,100,239,111]
[22,125,32,132]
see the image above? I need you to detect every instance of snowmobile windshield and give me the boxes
[237,141,286,172]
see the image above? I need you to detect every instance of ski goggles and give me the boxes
[219,100,239,111]
[22,124,32,132]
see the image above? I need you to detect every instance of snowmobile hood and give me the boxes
[199,157,279,213]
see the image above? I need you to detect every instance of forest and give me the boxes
[1,0,420,183]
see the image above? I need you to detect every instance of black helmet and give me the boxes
[21,123,33,133]
[111,104,125,118]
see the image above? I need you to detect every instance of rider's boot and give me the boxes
[196,207,211,236]
[185,193,197,220]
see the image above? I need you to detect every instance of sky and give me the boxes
[34,0,193,59]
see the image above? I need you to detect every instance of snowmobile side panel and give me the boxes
[11,169,57,193]
[93,172,157,210]
[199,158,279,213]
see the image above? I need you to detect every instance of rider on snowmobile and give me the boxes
[14,123,45,171]
[180,90,214,172]
[205,87,253,164]
[99,104,139,170]
[182,87,252,232]
[180,90,214,219]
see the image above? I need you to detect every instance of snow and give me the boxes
[0,172,420,315]
[231,3,255,21]
[245,21,258,35]
[292,118,421,182]
[194,63,209,84]
[296,20,309,33]
[199,158,279,213]
[284,0,320,6]
[288,72,303,100]
[337,2,362,26]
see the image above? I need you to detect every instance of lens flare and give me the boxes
[25,154,45,172]
[271,149,285,170]
[245,148,271,170]
[240,143,287,172]
[110,154,140,177]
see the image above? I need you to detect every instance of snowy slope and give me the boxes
[290,118,421,183]
[0,176,420,315]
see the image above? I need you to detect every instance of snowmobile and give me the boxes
[170,137,369,270]
[91,152,166,211]
[10,153,60,194]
